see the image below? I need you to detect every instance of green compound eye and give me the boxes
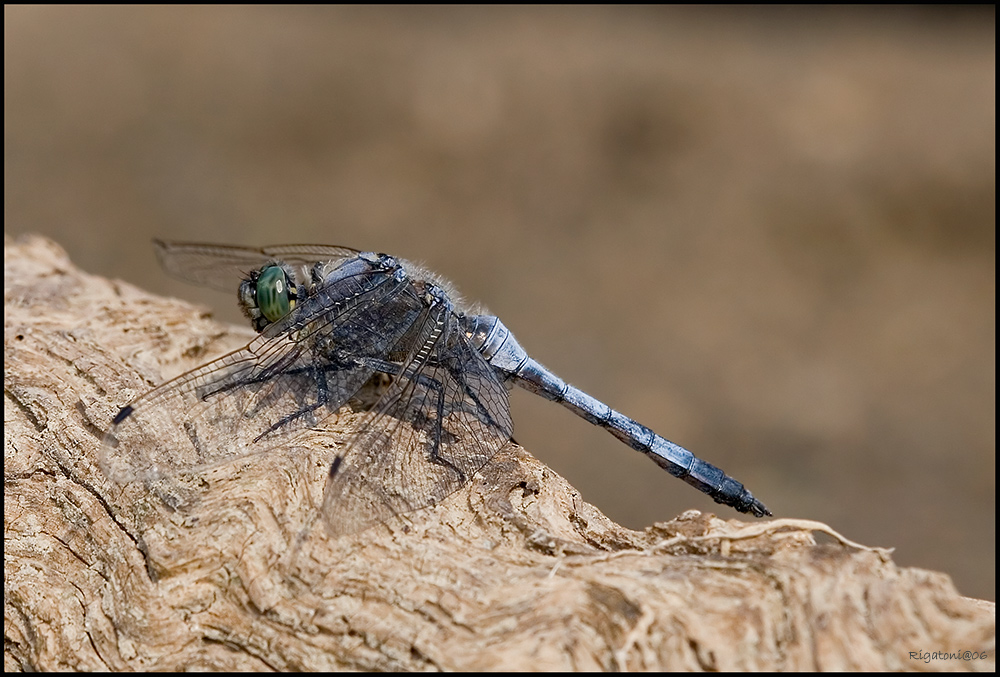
[255,266,295,323]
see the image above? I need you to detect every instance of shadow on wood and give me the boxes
[4,234,994,670]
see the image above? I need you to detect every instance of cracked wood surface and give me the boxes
[4,234,994,671]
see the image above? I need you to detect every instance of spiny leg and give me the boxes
[355,356,466,481]
[252,362,333,443]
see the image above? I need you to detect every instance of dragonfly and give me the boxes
[101,241,770,537]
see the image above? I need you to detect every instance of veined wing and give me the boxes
[320,294,513,537]
[153,240,362,293]
[101,255,416,483]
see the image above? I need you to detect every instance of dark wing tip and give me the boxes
[112,405,134,426]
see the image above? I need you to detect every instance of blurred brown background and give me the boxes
[5,6,994,600]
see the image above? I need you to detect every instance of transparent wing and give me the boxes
[101,340,372,483]
[153,240,362,293]
[101,260,417,483]
[320,307,513,537]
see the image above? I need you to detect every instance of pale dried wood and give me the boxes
[4,234,994,671]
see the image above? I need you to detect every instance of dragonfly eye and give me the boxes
[256,265,296,323]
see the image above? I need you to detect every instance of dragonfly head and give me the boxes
[239,262,300,332]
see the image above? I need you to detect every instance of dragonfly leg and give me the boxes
[357,356,466,482]
[251,363,333,442]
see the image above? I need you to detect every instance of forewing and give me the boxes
[320,312,513,537]
[153,240,362,292]
[101,259,414,483]
[101,327,373,484]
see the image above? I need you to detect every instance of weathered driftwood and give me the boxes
[4,234,994,671]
